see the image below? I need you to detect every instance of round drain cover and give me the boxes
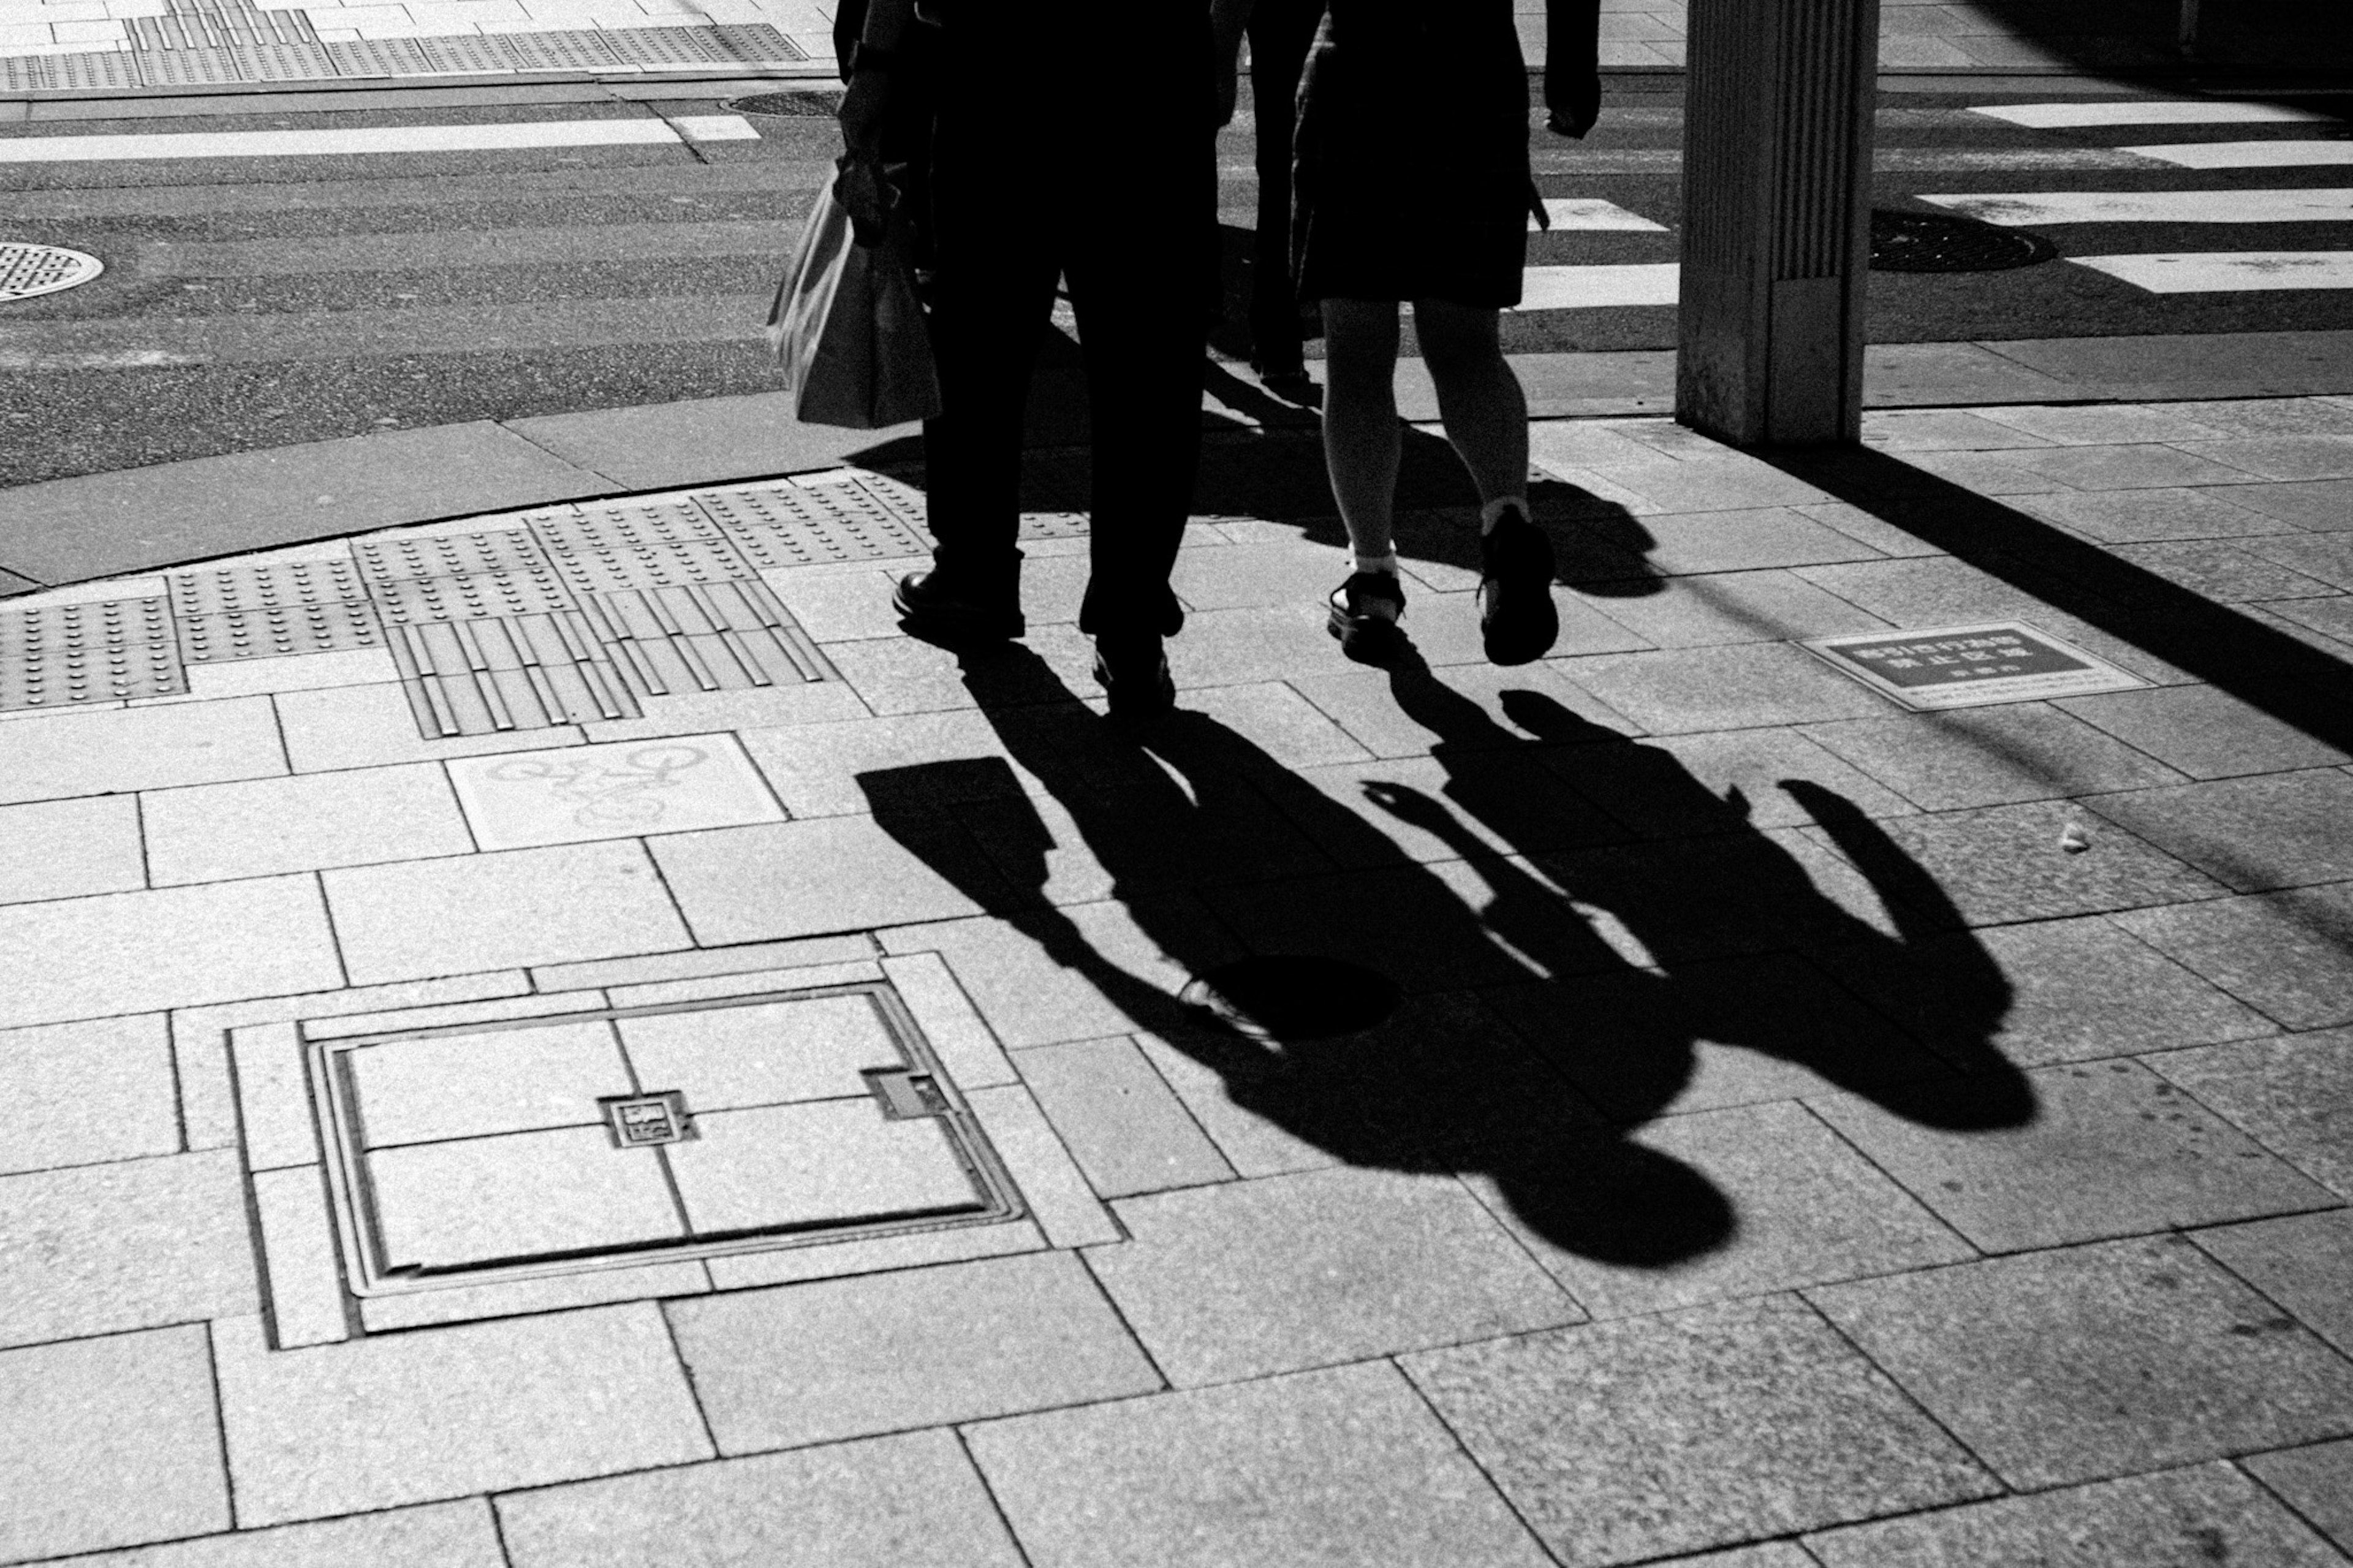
[722,91,844,116]
[1,243,104,303]
[1870,210,2055,273]
[1180,955,1401,1041]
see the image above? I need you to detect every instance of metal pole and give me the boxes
[1674,0,1883,445]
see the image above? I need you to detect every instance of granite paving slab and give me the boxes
[1088,1165,1580,1386]
[2224,477,2353,529]
[2194,1210,2353,1361]
[1806,1059,2338,1252]
[142,761,476,885]
[0,695,286,806]
[1287,659,1639,760]
[651,816,999,945]
[2107,539,2340,604]
[2080,771,2353,893]
[1012,1036,1237,1199]
[0,1150,256,1348]
[1542,727,1917,839]
[967,1361,1556,1568]
[665,1252,1161,1453]
[2015,488,2282,545]
[1556,643,1892,734]
[0,794,144,906]
[0,1013,178,1176]
[2056,685,2353,780]
[2117,888,2353,1030]
[2145,1029,2353,1197]
[1576,567,1890,648]
[1800,704,2188,812]
[1402,1296,1998,1568]
[2241,1441,2353,1557]
[273,680,585,773]
[1808,1237,2353,1490]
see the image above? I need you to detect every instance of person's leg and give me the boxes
[1245,0,1319,379]
[1411,297,1528,515]
[1319,296,1404,562]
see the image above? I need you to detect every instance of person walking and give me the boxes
[842,0,1251,719]
[1297,0,1602,667]
[1240,0,1325,391]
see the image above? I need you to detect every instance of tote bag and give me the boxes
[767,160,942,430]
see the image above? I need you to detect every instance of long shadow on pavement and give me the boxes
[858,645,2033,1270]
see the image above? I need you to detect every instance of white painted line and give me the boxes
[2123,140,2353,169]
[1971,100,2336,129]
[2071,251,2353,293]
[1514,263,1680,310]
[670,115,762,142]
[1532,198,1668,233]
[1876,148,2170,171]
[1921,187,2353,225]
[0,119,689,163]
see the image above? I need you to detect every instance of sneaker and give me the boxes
[1477,512,1558,666]
[1326,570,1408,665]
[892,569,1024,643]
[1094,635,1176,721]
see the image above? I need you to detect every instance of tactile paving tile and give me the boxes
[167,559,369,619]
[536,500,726,555]
[577,581,832,695]
[133,47,247,85]
[0,644,187,709]
[547,536,758,595]
[596,24,737,66]
[232,41,338,80]
[1020,512,1092,540]
[0,596,176,661]
[323,37,433,77]
[493,28,626,72]
[411,31,530,74]
[0,56,40,93]
[387,613,638,737]
[371,570,578,625]
[706,22,809,62]
[176,603,385,663]
[42,50,143,90]
[692,479,933,569]
[355,529,550,585]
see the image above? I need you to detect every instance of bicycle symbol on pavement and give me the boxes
[483,744,710,829]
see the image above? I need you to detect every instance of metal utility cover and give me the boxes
[1800,621,2150,710]
[311,983,1021,1293]
[2,244,105,304]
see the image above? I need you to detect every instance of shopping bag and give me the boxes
[766,159,941,430]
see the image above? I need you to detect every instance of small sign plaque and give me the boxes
[1799,620,2149,711]
[600,1091,693,1148]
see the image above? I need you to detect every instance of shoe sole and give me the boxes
[1327,602,1408,666]
[891,585,1025,642]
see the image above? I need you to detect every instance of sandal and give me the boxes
[1326,570,1408,665]
[1478,511,1558,665]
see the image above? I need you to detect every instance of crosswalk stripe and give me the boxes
[148,220,790,275]
[1969,100,2337,129]
[1513,263,1680,310]
[2071,252,2353,292]
[1531,199,1668,233]
[0,116,756,164]
[1921,188,2353,225]
[2123,140,2353,169]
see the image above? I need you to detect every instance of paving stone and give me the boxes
[1588,457,1835,515]
[615,993,896,1110]
[2242,1440,2353,1556]
[2110,539,2340,602]
[43,1499,506,1568]
[529,933,877,993]
[2082,770,2353,892]
[2016,487,2282,543]
[213,1305,711,1526]
[324,839,689,984]
[1816,914,2274,1068]
[1556,643,1891,733]
[1404,1296,1996,1567]
[672,1096,990,1234]
[2170,400,2353,439]
[144,761,475,885]
[966,1083,1123,1246]
[653,816,997,945]
[355,1258,713,1336]
[0,1326,229,1564]
[1270,751,1621,867]
[251,1164,348,1351]
[1467,1100,1971,1317]
[1014,1035,1235,1198]
[669,1251,1159,1452]
[1087,1165,1580,1386]
[736,709,1021,817]
[1804,798,2222,926]
[2221,477,2353,530]
[1181,680,1377,769]
[0,696,286,806]
[496,1430,1026,1568]
[1577,568,1890,648]
[0,1013,178,1175]
[1808,1236,2353,1490]
[968,1360,1555,1568]
[0,1148,256,1348]
[1903,449,2078,495]
[275,680,585,772]
[1205,857,1552,992]
[2260,594,2353,647]
[447,732,787,850]
[1809,1058,2336,1252]
[2194,1210,2353,1356]
[2237,531,2353,592]
[1792,555,2073,625]
[2178,435,2353,483]
[757,567,914,643]
[1615,509,1885,575]
[1170,537,1351,610]
[2118,888,2353,1030]
[369,1127,686,1272]
[1797,501,1948,559]
[2145,1028,2353,1196]
[1864,409,2056,452]
[1288,659,1640,760]
[1169,603,1362,690]
[346,1018,629,1145]
[2006,443,2262,491]
[1801,704,2188,812]
[1804,1460,2346,1567]
[0,793,144,905]
[1545,729,1917,838]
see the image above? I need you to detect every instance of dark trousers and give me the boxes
[1246,0,1324,363]
[922,91,1216,640]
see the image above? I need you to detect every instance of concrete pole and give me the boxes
[1675,0,1882,446]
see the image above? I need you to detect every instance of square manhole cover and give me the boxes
[309,983,1021,1294]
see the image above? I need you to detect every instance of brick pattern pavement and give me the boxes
[2,400,2352,1566]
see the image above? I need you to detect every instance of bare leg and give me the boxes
[1412,297,1528,515]
[1319,297,1403,560]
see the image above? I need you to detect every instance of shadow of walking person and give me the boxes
[858,641,2031,1274]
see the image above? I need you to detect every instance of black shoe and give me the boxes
[1326,570,1408,665]
[1093,635,1176,721]
[892,570,1024,643]
[1478,512,1558,666]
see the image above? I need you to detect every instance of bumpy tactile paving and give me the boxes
[692,478,933,569]
[176,602,386,663]
[167,559,370,619]
[355,529,551,585]
[548,537,759,595]
[371,570,578,626]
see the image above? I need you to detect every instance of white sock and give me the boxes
[1352,550,1400,576]
[1479,496,1529,534]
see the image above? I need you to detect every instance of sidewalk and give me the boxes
[2,366,2351,1564]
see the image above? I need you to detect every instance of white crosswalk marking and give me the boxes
[2071,252,2353,292]
[1531,199,1669,233]
[670,116,763,142]
[0,119,716,164]
[2123,140,2353,169]
[1921,188,2353,224]
[1970,100,2337,129]
[1512,263,1680,310]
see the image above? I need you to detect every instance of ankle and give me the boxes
[1479,496,1530,534]
[1352,550,1400,576]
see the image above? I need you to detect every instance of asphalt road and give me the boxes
[1,80,2349,488]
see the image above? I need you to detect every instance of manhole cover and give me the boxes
[723,91,844,116]
[1870,210,2055,273]
[1,244,105,303]
[1181,955,1401,1040]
